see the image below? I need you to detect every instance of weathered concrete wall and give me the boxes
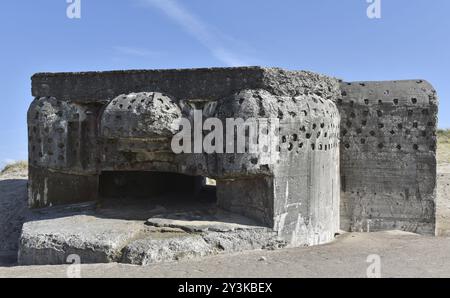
[213,88,341,245]
[338,80,438,235]
[271,93,340,246]
[28,67,342,246]
[27,67,439,247]
[31,67,339,103]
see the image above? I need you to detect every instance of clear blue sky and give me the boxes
[0,0,449,167]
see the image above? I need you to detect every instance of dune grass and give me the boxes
[0,160,28,175]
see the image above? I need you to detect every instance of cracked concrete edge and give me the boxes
[17,214,287,266]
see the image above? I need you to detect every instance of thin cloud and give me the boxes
[113,46,162,57]
[139,0,249,66]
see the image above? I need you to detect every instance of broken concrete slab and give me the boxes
[146,208,268,232]
[18,215,146,265]
[121,234,212,266]
[18,207,284,266]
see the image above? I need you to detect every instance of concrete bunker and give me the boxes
[22,67,438,265]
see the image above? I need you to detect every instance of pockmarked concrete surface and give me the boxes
[1,231,450,278]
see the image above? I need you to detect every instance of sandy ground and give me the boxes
[0,161,449,277]
[1,231,450,278]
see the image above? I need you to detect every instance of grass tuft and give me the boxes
[1,161,28,175]
[438,129,450,164]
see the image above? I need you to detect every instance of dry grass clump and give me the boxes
[437,129,450,164]
[1,161,28,175]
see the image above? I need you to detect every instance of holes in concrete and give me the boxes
[411,98,417,104]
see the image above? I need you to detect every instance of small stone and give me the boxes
[258,256,267,262]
